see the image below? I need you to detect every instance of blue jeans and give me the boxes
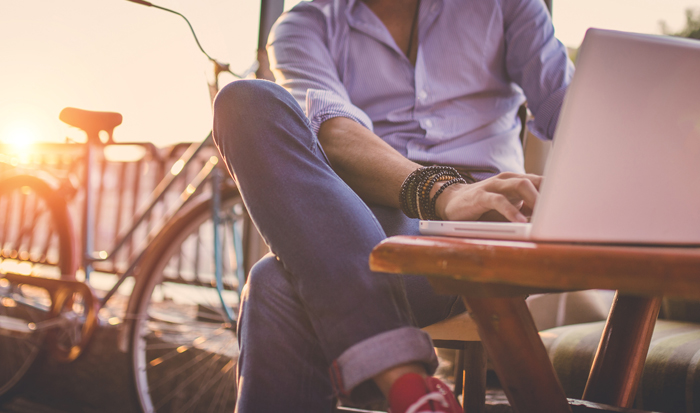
[213,79,465,412]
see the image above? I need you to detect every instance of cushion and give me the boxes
[541,320,700,413]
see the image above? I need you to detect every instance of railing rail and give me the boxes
[0,140,224,277]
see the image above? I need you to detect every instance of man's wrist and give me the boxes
[429,181,446,198]
[433,182,465,221]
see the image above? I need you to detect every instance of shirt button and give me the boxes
[417,90,428,100]
[425,119,433,128]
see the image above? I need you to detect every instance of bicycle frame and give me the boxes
[85,134,224,309]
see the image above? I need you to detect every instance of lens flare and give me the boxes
[1,123,38,165]
[2,125,37,149]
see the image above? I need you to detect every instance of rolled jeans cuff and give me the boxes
[329,326,438,403]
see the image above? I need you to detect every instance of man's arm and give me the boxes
[318,117,417,209]
[319,117,540,223]
[503,0,574,141]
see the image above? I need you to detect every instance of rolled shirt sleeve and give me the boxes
[502,0,574,140]
[268,5,373,135]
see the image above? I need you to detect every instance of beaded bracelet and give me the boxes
[399,166,465,220]
[428,177,466,220]
[419,173,453,219]
[405,167,458,219]
[401,167,453,218]
[400,167,449,218]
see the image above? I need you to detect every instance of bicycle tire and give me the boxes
[128,186,256,413]
[0,174,77,399]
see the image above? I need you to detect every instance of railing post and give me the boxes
[82,136,98,281]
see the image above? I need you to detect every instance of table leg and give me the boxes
[582,293,662,407]
[464,296,572,413]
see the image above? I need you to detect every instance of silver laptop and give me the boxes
[420,28,700,245]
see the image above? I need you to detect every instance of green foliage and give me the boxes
[660,8,700,40]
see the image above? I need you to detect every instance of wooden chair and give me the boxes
[425,313,485,413]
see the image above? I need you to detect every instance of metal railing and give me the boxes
[0,140,222,278]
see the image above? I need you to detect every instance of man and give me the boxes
[213,0,573,411]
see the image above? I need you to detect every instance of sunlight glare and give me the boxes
[103,145,147,163]
[1,124,37,154]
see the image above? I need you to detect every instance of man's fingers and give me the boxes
[523,174,542,190]
[487,177,539,209]
[522,178,539,208]
[484,193,528,223]
[442,173,542,222]
[511,177,539,208]
[495,172,542,190]
[478,209,509,222]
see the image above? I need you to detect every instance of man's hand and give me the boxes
[434,173,542,223]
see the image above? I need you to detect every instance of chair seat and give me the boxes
[423,312,480,342]
[422,290,614,342]
[422,312,484,413]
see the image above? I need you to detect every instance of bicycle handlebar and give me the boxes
[124,0,244,79]
[126,0,153,6]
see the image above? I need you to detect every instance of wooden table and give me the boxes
[370,236,700,413]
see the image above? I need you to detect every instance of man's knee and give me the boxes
[214,79,289,119]
[244,254,291,303]
[213,79,300,149]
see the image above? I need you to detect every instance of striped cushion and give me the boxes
[541,320,700,413]
[662,299,700,324]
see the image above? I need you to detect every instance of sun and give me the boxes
[1,123,38,154]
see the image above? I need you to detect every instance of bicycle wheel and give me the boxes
[0,174,77,399]
[129,186,256,413]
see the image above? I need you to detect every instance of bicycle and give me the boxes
[0,1,280,411]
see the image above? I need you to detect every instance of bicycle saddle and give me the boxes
[59,107,123,142]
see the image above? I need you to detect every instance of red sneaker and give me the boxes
[388,373,462,413]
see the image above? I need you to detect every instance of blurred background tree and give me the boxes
[660,8,700,39]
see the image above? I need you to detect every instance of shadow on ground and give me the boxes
[1,323,139,413]
[1,324,517,413]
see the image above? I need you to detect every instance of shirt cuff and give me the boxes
[306,89,374,135]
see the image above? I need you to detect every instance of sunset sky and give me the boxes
[1,0,698,148]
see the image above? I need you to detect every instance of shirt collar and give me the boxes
[344,0,399,54]
[344,0,444,49]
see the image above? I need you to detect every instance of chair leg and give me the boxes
[461,342,486,413]
[453,348,465,398]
